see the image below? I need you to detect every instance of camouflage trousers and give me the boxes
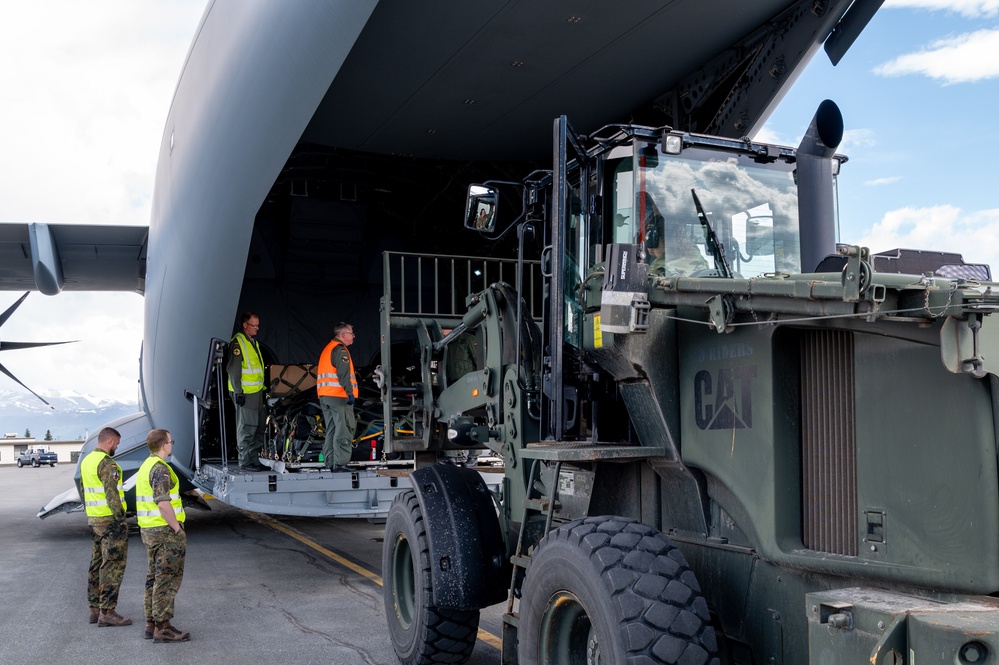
[649,253,709,277]
[140,526,187,622]
[87,518,129,610]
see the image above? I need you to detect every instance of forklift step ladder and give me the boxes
[501,457,563,664]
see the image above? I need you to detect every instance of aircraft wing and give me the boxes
[0,222,147,295]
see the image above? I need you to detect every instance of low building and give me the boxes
[0,436,84,466]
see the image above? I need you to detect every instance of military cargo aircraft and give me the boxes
[0,0,881,516]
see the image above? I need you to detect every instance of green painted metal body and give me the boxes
[379,120,999,663]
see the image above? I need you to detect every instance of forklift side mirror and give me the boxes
[465,184,498,233]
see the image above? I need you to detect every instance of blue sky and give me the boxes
[759,0,999,268]
[0,0,997,406]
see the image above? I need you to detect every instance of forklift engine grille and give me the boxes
[800,329,858,556]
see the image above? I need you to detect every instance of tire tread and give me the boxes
[529,515,719,665]
[385,491,479,665]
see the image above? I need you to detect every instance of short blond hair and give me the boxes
[146,429,171,454]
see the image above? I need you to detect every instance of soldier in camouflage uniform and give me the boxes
[644,198,709,277]
[82,426,132,627]
[136,428,190,642]
[445,331,477,385]
[444,331,479,464]
[648,244,709,276]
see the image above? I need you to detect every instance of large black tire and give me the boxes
[382,490,480,664]
[31,458,39,468]
[16,459,23,468]
[519,516,718,665]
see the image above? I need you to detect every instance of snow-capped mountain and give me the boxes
[0,389,139,441]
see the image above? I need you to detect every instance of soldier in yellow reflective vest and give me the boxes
[81,426,133,627]
[226,311,268,471]
[316,322,358,472]
[136,429,190,642]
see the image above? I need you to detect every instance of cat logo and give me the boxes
[694,366,757,430]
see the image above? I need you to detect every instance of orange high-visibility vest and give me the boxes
[316,340,357,398]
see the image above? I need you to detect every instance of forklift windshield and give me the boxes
[609,142,804,278]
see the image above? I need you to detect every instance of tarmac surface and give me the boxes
[1,464,504,665]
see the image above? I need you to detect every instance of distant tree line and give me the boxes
[18,429,58,441]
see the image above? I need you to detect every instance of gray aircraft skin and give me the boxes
[0,0,879,512]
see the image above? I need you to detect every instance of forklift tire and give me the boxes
[383,490,479,665]
[519,515,719,665]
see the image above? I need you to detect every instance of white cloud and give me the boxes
[884,0,999,18]
[839,128,877,153]
[752,126,787,145]
[864,176,903,186]
[1,292,144,404]
[874,30,999,84]
[856,205,999,270]
[753,127,875,154]
[0,1,204,226]
[0,2,204,404]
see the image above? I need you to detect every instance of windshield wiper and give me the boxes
[691,188,733,278]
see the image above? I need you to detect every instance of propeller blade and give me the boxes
[0,340,78,352]
[0,361,53,408]
[0,292,76,406]
[0,292,30,328]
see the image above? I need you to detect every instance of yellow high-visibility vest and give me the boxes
[81,450,126,517]
[228,332,265,394]
[135,455,185,528]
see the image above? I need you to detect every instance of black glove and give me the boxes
[346,393,355,406]
[234,393,246,406]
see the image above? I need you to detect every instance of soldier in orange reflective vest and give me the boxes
[316,322,357,472]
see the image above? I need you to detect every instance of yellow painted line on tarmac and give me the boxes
[249,511,504,651]
[252,512,383,585]
[475,628,503,651]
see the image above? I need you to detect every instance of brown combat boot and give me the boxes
[88,607,100,624]
[144,618,155,639]
[97,608,133,627]
[153,621,191,642]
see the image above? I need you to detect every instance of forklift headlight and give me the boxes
[663,134,683,155]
